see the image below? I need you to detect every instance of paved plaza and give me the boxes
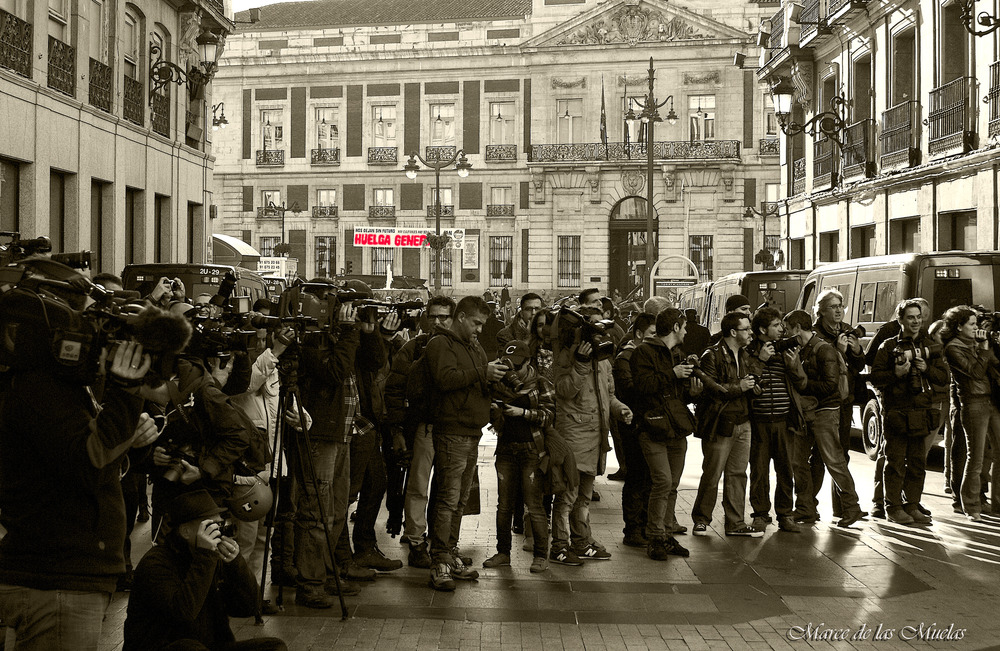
[99,438,1000,651]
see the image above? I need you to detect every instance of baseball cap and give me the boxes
[501,340,530,367]
[166,489,226,526]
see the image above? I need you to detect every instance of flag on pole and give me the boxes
[622,77,630,157]
[600,77,608,159]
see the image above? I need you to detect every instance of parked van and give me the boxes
[676,281,713,320]
[794,251,1000,457]
[122,263,270,308]
[702,270,808,333]
[261,275,288,301]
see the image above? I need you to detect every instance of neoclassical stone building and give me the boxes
[214,0,782,295]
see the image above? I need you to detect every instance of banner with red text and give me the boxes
[352,227,465,249]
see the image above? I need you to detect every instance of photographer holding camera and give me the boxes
[871,300,948,525]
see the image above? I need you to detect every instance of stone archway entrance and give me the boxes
[609,196,657,299]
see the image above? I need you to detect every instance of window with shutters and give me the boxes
[123,9,139,79]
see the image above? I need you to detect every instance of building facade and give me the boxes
[214,0,782,296]
[0,0,231,274]
[758,0,1000,270]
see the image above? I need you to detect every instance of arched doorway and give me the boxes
[609,196,657,299]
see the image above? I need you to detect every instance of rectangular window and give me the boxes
[489,101,516,144]
[891,28,916,105]
[372,105,397,146]
[373,188,394,206]
[432,187,453,205]
[624,95,644,143]
[1,158,20,231]
[790,238,805,270]
[490,186,512,205]
[372,247,394,276]
[317,189,337,206]
[889,217,920,254]
[259,236,279,256]
[315,236,335,277]
[316,107,339,149]
[49,170,66,253]
[489,235,513,286]
[438,247,453,287]
[89,0,108,63]
[261,190,281,209]
[123,11,138,79]
[556,99,583,142]
[261,109,284,150]
[689,95,716,141]
[853,55,872,121]
[689,235,714,281]
[125,187,140,265]
[850,224,875,259]
[764,108,777,136]
[154,194,169,263]
[429,103,456,146]
[557,235,581,287]
[48,0,67,40]
[764,183,781,203]
[90,180,104,272]
[937,210,977,250]
[819,231,840,262]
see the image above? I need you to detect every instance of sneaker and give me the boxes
[324,579,361,596]
[408,542,431,569]
[450,559,479,581]
[646,538,670,561]
[692,522,709,536]
[530,556,548,573]
[725,525,764,538]
[623,531,648,548]
[522,536,534,552]
[904,504,932,525]
[886,506,914,525]
[576,542,611,560]
[663,536,690,557]
[751,516,770,531]
[550,547,583,566]
[777,517,801,533]
[944,485,953,495]
[837,511,868,528]
[793,513,819,524]
[451,547,473,567]
[482,552,511,568]
[342,562,377,582]
[295,591,336,609]
[354,546,403,572]
[429,563,455,591]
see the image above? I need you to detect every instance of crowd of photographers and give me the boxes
[2,248,1000,650]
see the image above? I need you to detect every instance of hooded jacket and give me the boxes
[553,348,626,474]
[425,327,491,437]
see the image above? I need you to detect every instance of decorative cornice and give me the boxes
[556,4,708,48]
[551,76,587,89]
[683,70,721,85]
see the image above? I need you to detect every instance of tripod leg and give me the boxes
[256,393,289,622]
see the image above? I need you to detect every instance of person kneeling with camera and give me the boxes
[124,489,286,651]
[871,300,948,525]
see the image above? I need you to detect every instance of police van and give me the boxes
[701,270,808,334]
[122,263,270,309]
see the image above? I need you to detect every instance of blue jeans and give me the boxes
[287,439,350,594]
[960,399,1000,515]
[430,433,481,564]
[494,445,548,558]
[403,423,435,547]
[692,422,751,531]
[640,432,687,539]
[0,584,110,651]
[552,472,598,552]
[792,409,860,519]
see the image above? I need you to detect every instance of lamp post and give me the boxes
[960,0,1000,36]
[403,149,472,292]
[149,32,224,101]
[744,203,781,269]
[770,79,848,147]
[626,58,678,300]
[268,200,300,257]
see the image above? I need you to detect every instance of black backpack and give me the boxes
[404,334,440,424]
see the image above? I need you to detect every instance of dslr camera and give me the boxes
[771,337,801,353]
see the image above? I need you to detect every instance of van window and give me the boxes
[858,282,876,322]
[874,281,898,323]
[799,281,816,312]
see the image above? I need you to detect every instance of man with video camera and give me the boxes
[870,300,948,525]
[0,270,161,650]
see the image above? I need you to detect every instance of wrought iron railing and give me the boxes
[47,35,75,97]
[792,158,806,195]
[311,148,340,165]
[769,7,785,49]
[123,75,144,126]
[880,100,920,168]
[989,61,1000,139]
[312,205,338,218]
[256,207,281,219]
[426,205,455,218]
[256,150,285,166]
[369,205,396,219]
[813,137,837,189]
[88,58,112,113]
[368,146,398,164]
[485,144,518,161]
[206,0,225,15]
[487,204,515,218]
[0,9,32,79]
[759,138,780,155]
[828,0,866,15]
[151,89,170,137]
[928,76,975,155]
[762,201,780,215]
[425,146,457,162]
[529,140,740,162]
[842,119,876,179]
[798,0,821,42]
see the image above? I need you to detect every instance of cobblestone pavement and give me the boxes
[99,437,1000,650]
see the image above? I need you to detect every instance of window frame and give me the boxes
[428,102,456,146]
[488,100,516,145]
[688,95,716,142]
[557,235,581,288]
[314,106,340,150]
[556,98,584,142]
[260,108,285,151]
[371,104,397,147]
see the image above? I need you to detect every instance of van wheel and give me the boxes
[862,399,882,461]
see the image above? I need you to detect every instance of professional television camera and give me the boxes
[0,231,92,270]
[552,305,616,361]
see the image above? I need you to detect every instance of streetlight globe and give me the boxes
[457,167,470,178]
[405,168,418,180]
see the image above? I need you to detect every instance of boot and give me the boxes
[886,506,914,525]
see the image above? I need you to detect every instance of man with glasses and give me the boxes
[384,296,457,569]
[498,293,543,350]
[691,312,762,538]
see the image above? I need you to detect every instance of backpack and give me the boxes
[833,349,851,404]
[404,334,440,424]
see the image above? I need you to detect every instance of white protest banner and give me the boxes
[352,227,465,249]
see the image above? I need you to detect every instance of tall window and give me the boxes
[689,235,714,281]
[490,186,512,206]
[0,158,20,231]
[315,236,334,277]
[489,102,515,144]
[557,235,581,287]
[259,236,279,256]
[261,189,281,209]
[689,95,716,141]
[438,247,453,287]
[125,187,140,265]
[316,108,339,149]
[891,28,916,104]
[429,104,455,146]
[123,10,139,79]
[765,182,781,203]
[261,109,283,150]
[489,236,513,286]
[89,0,109,63]
[373,187,394,206]
[49,0,68,40]
[624,96,644,143]
[372,247,393,276]
[432,187,452,205]
[764,108,777,136]
[556,99,583,142]
[372,106,396,146]
[317,189,336,206]
[819,231,839,262]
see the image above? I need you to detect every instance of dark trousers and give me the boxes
[883,427,928,508]
[620,422,650,536]
[810,402,853,517]
[494,445,548,558]
[951,399,967,509]
[349,428,388,554]
[749,417,795,519]
[430,432,480,564]
[122,471,146,571]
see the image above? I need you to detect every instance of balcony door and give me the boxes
[609,196,657,299]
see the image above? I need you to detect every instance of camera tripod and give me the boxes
[256,337,350,621]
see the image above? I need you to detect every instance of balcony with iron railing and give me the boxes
[0,9,32,79]
[928,76,975,155]
[312,205,338,218]
[827,0,868,21]
[88,58,112,113]
[529,140,740,162]
[842,119,876,179]
[368,147,398,164]
[798,0,821,44]
[311,148,340,165]
[151,89,170,137]
[256,206,281,219]
[485,144,518,161]
[256,150,285,166]
[369,205,396,219]
[123,75,144,126]
[762,201,780,215]
[792,158,807,195]
[759,138,780,156]
[425,145,457,162]
[880,100,920,169]
[989,61,1000,139]
[769,7,785,50]
[487,204,515,218]
[813,137,838,189]
[426,205,455,218]
[47,35,75,97]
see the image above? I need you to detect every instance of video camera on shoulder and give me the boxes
[554,306,616,362]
